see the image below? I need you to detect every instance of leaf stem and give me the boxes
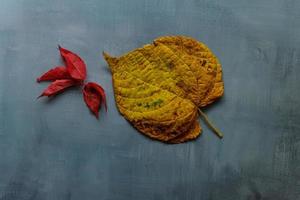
[198,108,223,139]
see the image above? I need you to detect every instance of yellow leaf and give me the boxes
[103,35,224,143]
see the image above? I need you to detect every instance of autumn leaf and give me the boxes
[103,35,224,143]
[37,46,107,119]
[36,66,71,82]
[38,79,79,98]
[58,45,87,81]
[83,82,107,118]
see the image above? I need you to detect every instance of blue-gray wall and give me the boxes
[0,0,300,199]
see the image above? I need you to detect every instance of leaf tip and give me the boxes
[37,93,44,99]
[103,52,118,70]
[58,45,66,54]
[102,51,111,60]
[104,103,108,113]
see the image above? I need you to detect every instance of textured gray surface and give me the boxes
[0,0,300,199]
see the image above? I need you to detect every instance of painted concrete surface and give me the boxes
[0,0,300,199]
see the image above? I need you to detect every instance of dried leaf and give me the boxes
[58,46,87,80]
[36,66,71,82]
[103,35,224,143]
[83,82,107,118]
[37,47,107,119]
[38,79,78,98]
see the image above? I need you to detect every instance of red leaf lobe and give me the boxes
[83,82,107,118]
[58,46,87,81]
[38,79,78,98]
[37,66,71,82]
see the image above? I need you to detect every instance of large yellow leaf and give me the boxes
[103,35,224,143]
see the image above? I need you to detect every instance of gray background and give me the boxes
[0,0,300,199]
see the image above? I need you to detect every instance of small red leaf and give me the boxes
[37,66,71,82]
[58,45,87,81]
[83,82,107,118]
[38,79,78,98]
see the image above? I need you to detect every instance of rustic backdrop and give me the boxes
[0,0,299,199]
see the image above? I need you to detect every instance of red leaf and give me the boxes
[83,82,107,118]
[58,45,87,81]
[36,66,71,82]
[38,79,78,98]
